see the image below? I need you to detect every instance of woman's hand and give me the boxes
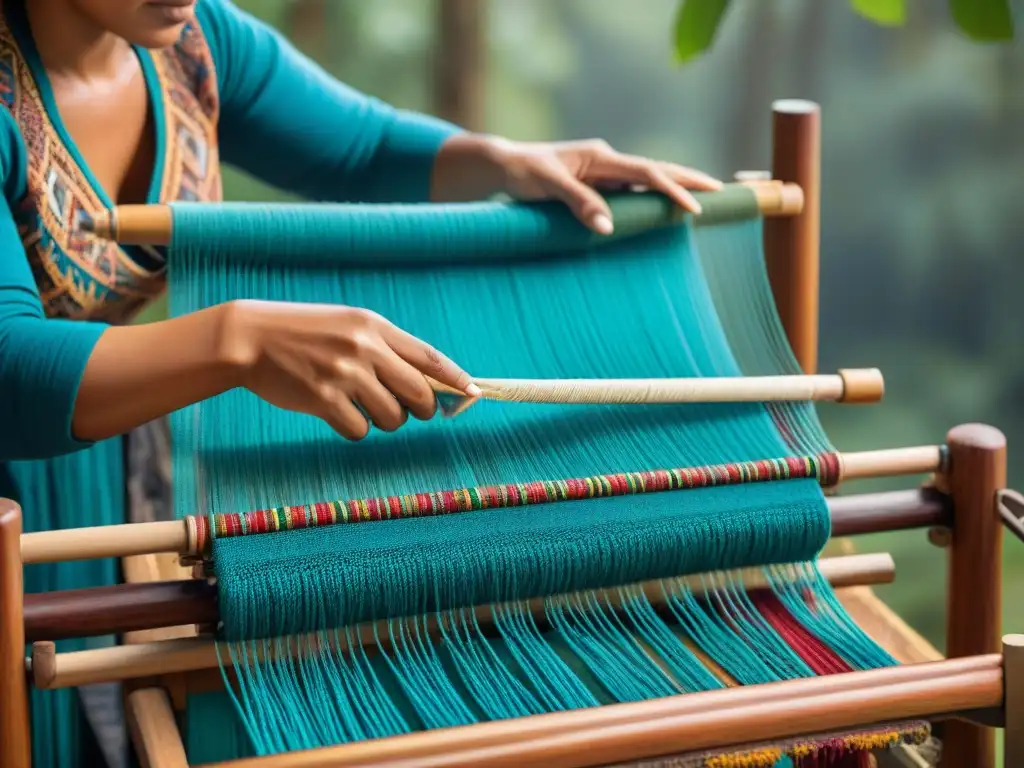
[74,301,477,444]
[226,300,478,440]
[432,134,723,235]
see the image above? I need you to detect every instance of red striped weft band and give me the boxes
[188,452,842,558]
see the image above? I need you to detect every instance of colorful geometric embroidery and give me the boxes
[190,453,842,556]
[0,10,222,324]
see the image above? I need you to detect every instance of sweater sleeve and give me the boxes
[0,120,108,462]
[195,0,463,204]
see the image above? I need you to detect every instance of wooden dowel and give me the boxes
[830,487,950,536]
[434,368,883,410]
[126,688,189,768]
[0,500,31,768]
[24,547,901,642]
[17,446,947,565]
[28,553,891,688]
[943,423,1006,767]
[20,519,187,565]
[194,658,1003,768]
[763,99,821,375]
[81,185,805,246]
[839,445,946,481]
[24,579,219,643]
[206,656,999,768]
[413,671,1000,768]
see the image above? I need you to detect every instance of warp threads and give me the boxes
[166,199,886,764]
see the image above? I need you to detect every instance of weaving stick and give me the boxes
[27,552,892,689]
[79,182,804,246]
[18,444,947,564]
[429,367,883,417]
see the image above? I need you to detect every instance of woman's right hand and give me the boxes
[223,300,479,440]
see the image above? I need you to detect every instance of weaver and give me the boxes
[57,177,925,768]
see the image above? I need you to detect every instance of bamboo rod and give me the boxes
[18,444,946,565]
[80,183,804,246]
[27,553,891,689]
[194,659,1003,768]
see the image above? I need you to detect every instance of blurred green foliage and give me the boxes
[673,0,1013,63]
[139,0,1024,673]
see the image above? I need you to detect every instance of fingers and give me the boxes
[588,153,704,215]
[375,347,439,421]
[347,367,409,432]
[318,389,371,441]
[659,161,724,192]
[383,324,479,397]
[539,165,615,235]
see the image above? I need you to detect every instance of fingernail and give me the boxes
[466,383,482,397]
[691,203,703,215]
[592,214,614,235]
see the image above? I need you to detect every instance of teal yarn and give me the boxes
[162,192,894,760]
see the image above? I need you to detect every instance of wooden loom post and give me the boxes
[943,423,1006,767]
[1005,634,1024,766]
[764,99,821,374]
[0,499,31,768]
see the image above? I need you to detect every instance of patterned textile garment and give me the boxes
[0,1,458,765]
[0,3,220,765]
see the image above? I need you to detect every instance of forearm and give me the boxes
[72,304,244,442]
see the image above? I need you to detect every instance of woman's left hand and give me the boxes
[433,134,723,235]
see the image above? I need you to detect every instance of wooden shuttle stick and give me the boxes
[430,368,883,417]
[28,553,893,690]
[19,444,947,565]
[80,182,804,246]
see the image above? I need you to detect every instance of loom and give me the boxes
[2,100,1023,768]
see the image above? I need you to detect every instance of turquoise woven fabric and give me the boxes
[164,191,892,759]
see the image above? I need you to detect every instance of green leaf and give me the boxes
[673,0,732,64]
[950,0,1014,41]
[850,0,907,26]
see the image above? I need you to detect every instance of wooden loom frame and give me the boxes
[1,100,1021,768]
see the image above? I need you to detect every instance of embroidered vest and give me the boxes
[0,12,222,324]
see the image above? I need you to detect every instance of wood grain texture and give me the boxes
[126,688,188,768]
[763,99,821,375]
[0,499,31,768]
[943,423,1006,768]
[193,658,1002,768]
